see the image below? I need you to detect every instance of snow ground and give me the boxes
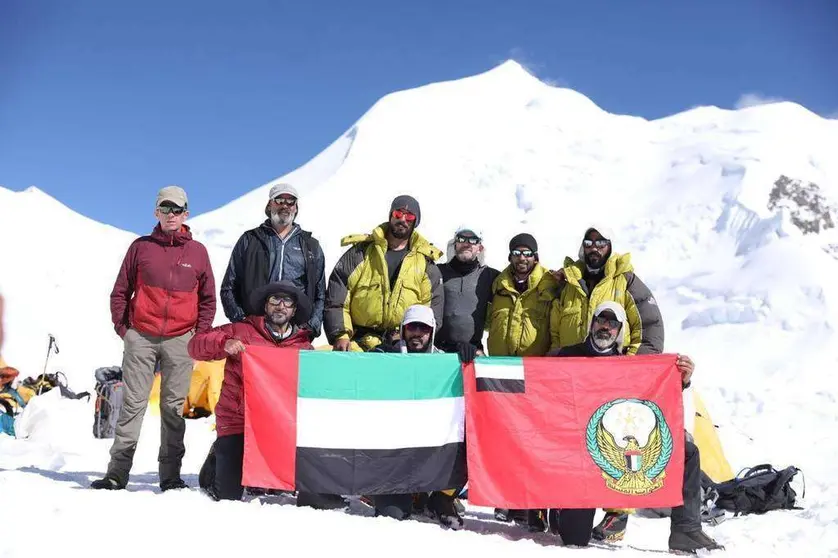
[2,61,838,557]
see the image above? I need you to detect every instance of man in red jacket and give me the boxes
[92,186,216,491]
[189,280,314,502]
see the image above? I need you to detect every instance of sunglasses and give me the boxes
[455,235,481,245]
[594,316,621,329]
[158,206,186,215]
[272,196,297,206]
[510,249,535,258]
[391,209,417,222]
[267,295,296,308]
[583,239,610,249]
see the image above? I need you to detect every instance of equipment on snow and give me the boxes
[710,463,804,516]
[92,366,124,439]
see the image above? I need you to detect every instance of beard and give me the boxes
[406,335,429,352]
[270,209,294,228]
[266,309,291,328]
[585,251,605,269]
[390,221,411,239]
[592,328,617,350]
[455,247,478,263]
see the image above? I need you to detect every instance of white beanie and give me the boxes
[590,301,628,353]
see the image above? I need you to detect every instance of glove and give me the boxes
[456,343,477,364]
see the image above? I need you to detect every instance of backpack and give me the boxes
[711,464,804,516]
[92,367,124,439]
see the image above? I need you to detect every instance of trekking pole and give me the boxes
[39,334,59,395]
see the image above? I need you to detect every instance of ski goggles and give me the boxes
[391,209,417,222]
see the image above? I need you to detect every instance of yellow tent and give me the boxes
[692,390,734,482]
[148,359,225,418]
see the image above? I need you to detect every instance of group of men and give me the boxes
[86,183,721,554]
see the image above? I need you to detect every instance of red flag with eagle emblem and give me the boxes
[463,354,685,509]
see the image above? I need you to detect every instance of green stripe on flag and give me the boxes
[298,352,463,400]
[473,356,523,366]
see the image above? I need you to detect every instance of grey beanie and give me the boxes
[390,195,421,226]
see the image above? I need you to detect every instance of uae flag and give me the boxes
[464,354,685,510]
[241,346,466,495]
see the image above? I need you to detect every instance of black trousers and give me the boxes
[558,440,702,545]
[205,433,347,507]
[214,433,245,501]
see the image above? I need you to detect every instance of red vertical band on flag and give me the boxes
[242,345,299,490]
[465,354,685,510]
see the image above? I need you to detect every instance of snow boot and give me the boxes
[592,511,628,542]
[527,509,547,532]
[494,508,527,523]
[426,491,464,529]
[160,478,188,492]
[296,492,348,510]
[668,529,725,554]
[90,476,125,490]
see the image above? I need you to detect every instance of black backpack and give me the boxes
[711,464,804,516]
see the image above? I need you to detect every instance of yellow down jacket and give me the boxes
[549,252,664,355]
[323,224,444,351]
[487,263,559,356]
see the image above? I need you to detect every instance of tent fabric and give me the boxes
[148,359,225,418]
[692,390,734,483]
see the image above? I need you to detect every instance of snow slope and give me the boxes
[2,60,838,556]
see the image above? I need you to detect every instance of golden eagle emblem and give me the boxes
[586,398,673,496]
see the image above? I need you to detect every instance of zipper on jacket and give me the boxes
[160,237,183,337]
[275,225,299,282]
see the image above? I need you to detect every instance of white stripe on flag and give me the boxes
[297,397,465,450]
[474,360,525,380]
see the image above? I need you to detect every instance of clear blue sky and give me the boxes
[2,0,836,235]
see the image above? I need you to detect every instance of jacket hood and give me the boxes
[396,304,437,353]
[577,223,616,261]
[589,301,628,353]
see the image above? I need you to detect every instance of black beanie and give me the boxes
[509,233,538,253]
[390,195,421,226]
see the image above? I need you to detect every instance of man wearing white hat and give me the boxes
[220,183,326,341]
[435,226,499,355]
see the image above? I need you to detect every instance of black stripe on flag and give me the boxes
[476,377,525,393]
[295,442,466,496]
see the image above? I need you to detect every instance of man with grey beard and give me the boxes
[220,183,326,341]
[435,226,499,354]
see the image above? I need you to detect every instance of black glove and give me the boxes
[456,343,477,364]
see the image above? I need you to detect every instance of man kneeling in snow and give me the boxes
[189,281,342,509]
[369,304,475,529]
[543,302,723,553]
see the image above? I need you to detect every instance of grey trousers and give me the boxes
[106,328,194,485]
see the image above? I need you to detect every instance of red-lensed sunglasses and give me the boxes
[391,209,416,222]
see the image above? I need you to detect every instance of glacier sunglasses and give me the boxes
[593,315,621,330]
[510,249,535,258]
[272,196,297,207]
[391,209,417,222]
[455,235,481,245]
[583,239,610,249]
[158,205,186,215]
